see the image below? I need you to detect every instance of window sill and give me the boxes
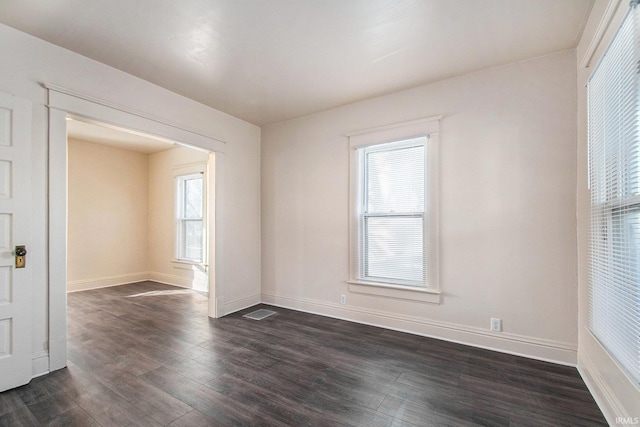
[347,280,441,304]
[172,259,207,270]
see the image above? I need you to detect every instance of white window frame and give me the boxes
[587,3,640,386]
[174,162,207,264]
[347,117,441,303]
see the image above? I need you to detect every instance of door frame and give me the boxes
[47,85,225,371]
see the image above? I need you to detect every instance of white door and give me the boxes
[0,91,32,392]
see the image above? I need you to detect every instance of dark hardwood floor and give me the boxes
[0,281,606,426]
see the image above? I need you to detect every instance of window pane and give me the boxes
[366,144,424,213]
[588,6,640,385]
[365,216,423,283]
[182,219,203,261]
[184,177,203,219]
[592,207,640,375]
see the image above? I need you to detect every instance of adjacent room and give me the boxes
[0,0,638,425]
[66,119,214,294]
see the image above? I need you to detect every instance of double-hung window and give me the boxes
[587,3,640,385]
[348,118,440,299]
[175,172,205,263]
[360,138,426,285]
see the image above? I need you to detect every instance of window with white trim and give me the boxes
[175,172,205,263]
[587,3,640,385]
[349,118,439,294]
[358,138,426,285]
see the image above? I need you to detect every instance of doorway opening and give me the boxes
[47,87,226,373]
[66,118,215,295]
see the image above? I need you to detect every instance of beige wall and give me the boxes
[68,142,213,293]
[67,139,149,291]
[148,147,210,290]
[576,0,640,422]
[262,49,578,364]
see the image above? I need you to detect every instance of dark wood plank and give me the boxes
[41,406,101,427]
[71,386,147,426]
[166,409,218,427]
[88,366,193,425]
[0,405,39,427]
[140,365,273,426]
[0,389,27,418]
[25,390,79,424]
[0,282,607,426]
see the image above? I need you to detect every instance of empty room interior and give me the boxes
[66,119,214,295]
[0,0,638,425]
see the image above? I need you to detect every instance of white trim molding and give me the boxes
[578,348,630,425]
[575,1,640,423]
[579,0,624,69]
[66,273,206,293]
[43,83,228,146]
[262,292,578,366]
[347,281,441,304]
[577,330,640,425]
[47,83,229,373]
[48,337,67,373]
[67,272,151,293]
[148,272,197,289]
[48,107,68,374]
[345,115,443,138]
[348,116,441,299]
[31,351,50,378]
[44,85,226,153]
[218,293,262,316]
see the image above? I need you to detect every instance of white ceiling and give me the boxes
[0,0,593,126]
[67,119,175,154]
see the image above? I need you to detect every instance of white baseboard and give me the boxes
[262,292,577,366]
[219,293,261,316]
[67,272,150,292]
[147,271,194,289]
[577,335,640,425]
[49,337,67,372]
[31,350,49,378]
[67,271,200,293]
[578,349,623,425]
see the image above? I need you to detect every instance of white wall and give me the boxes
[148,146,210,290]
[67,139,150,291]
[0,23,261,376]
[262,50,578,364]
[576,0,640,422]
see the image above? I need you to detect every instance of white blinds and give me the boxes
[588,4,640,384]
[357,137,427,286]
[176,173,204,262]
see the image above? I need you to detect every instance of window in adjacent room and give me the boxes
[175,172,205,263]
[587,3,640,385]
[348,117,440,298]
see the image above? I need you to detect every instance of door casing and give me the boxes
[47,85,225,373]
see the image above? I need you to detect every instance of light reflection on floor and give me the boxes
[125,289,198,298]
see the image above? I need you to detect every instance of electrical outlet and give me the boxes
[490,318,502,332]
[340,294,346,305]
